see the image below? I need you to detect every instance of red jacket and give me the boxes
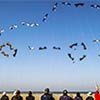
[95,90,100,100]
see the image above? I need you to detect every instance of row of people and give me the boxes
[1,86,100,100]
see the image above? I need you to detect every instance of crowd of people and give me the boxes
[1,86,100,100]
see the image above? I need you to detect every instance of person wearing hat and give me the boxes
[26,91,35,100]
[74,92,83,100]
[59,90,73,100]
[1,92,9,100]
[86,92,94,100]
[95,85,100,100]
[41,88,53,100]
[11,90,23,100]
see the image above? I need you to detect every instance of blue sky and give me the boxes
[0,0,100,91]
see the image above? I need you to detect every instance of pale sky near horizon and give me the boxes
[0,0,100,91]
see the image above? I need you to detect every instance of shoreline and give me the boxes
[0,90,95,94]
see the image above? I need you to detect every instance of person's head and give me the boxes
[87,92,93,96]
[44,88,50,94]
[2,92,6,96]
[16,90,20,95]
[63,90,68,95]
[96,85,99,91]
[76,92,80,97]
[28,91,32,96]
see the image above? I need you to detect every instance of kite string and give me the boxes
[84,14,100,57]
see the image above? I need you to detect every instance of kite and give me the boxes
[26,23,30,27]
[52,3,58,11]
[62,2,71,6]
[21,21,39,27]
[81,42,87,50]
[74,3,84,7]
[6,42,14,50]
[68,53,74,61]
[69,43,78,50]
[29,23,39,27]
[93,39,100,42]
[13,49,18,57]
[53,46,61,50]
[91,4,100,9]
[1,51,9,57]
[9,24,18,30]
[98,55,100,57]
[79,55,86,61]
[39,46,47,50]
[21,21,27,25]
[42,14,48,22]
[0,29,4,36]
[0,43,6,51]
[28,46,35,50]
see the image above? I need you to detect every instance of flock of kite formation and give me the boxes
[0,1,100,63]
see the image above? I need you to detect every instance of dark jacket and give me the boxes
[59,95,73,100]
[86,96,94,100]
[26,95,35,100]
[1,95,9,100]
[11,95,23,100]
[74,96,83,100]
[41,93,52,100]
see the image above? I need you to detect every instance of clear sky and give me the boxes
[0,0,100,92]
